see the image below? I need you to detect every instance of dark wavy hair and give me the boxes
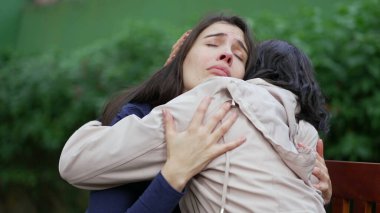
[101,14,256,125]
[246,40,330,134]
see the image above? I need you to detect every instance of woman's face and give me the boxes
[182,21,248,91]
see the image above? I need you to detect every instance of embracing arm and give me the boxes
[295,130,332,204]
[59,31,192,189]
[87,172,184,213]
[294,122,332,204]
[85,96,244,213]
[59,78,245,190]
[85,103,184,213]
[294,125,332,204]
[59,116,167,189]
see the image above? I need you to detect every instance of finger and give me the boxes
[212,136,246,158]
[175,30,191,48]
[163,109,176,137]
[171,30,191,51]
[313,165,328,183]
[313,178,327,191]
[183,30,192,37]
[316,139,324,157]
[164,52,178,66]
[297,143,306,148]
[312,166,322,180]
[314,154,323,168]
[312,168,322,185]
[164,30,192,66]
[209,110,238,141]
[171,39,181,51]
[313,183,322,191]
[188,97,212,130]
[164,43,180,66]
[315,154,327,171]
[164,57,172,66]
[204,102,232,133]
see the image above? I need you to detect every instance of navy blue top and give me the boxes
[87,103,183,213]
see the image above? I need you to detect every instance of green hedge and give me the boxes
[0,25,171,212]
[252,0,380,161]
[0,0,379,211]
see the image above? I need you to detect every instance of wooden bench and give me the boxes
[325,160,380,213]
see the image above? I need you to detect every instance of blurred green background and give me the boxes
[1,0,379,212]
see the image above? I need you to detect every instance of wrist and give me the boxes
[161,162,191,192]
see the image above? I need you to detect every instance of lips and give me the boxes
[207,65,231,77]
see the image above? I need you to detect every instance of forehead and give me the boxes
[198,22,245,42]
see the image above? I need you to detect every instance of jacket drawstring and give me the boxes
[220,99,235,213]
[220,150,230,213]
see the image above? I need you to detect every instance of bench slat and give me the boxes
[326,160,380,201]
[353,200,372,213]
[331,198,349,213]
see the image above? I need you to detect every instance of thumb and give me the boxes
[316,139,324,158]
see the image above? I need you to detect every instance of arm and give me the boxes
[294,133,332,204]
[87,173,183,213]
[293,128,332,204]
[125,172,183,213]
[59,78,244,189]
[289,120,332,204]
[59,117,166,189]
[86,95,244,213]
[87,104,183,213]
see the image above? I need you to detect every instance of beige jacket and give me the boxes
[59,77,324,212]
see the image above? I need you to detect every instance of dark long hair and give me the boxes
[246,40,329,134]
[101,14,256,125]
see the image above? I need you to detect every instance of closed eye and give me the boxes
[206,44,218,47]
[234,54,243,61]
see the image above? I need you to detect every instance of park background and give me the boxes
[1,0,379,212]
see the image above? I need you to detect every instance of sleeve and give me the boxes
[125,172,184,213]
[58,77,234,189]
[294,120,319,185]
[87,173,183,213]
[86,103,183,213]
[59,111,168,189]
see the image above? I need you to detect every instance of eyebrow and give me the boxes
[204,33,248,54]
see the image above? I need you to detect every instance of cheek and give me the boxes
[184,52,206,77]
[231,64,246,79]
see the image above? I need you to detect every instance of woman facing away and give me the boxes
[60,15,328,211]
[160,39,331,212]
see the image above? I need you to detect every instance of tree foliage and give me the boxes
[252,0,380,161]
[0,25,170,212]
[0,0,379,211]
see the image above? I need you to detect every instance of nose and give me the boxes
[218,52,233,66]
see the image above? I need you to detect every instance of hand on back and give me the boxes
[161,97,246,192]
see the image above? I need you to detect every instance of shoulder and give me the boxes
[295,120,319,150]
[111,103,152,125]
